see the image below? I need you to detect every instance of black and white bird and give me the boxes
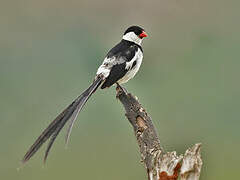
[22,25,148,163]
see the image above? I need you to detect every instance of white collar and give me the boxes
[122,32,142,45]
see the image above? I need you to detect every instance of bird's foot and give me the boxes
[116,83,128,98]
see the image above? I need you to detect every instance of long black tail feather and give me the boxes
[22,76,103,164]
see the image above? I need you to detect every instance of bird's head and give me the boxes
[122,26,147,45]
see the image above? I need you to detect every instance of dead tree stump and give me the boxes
[116,85,202,180]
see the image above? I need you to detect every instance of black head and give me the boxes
[124,26,147,39]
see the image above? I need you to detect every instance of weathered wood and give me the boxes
[180,143,202,180]
[116,85,202,180]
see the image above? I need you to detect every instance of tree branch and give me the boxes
[116,85,202,180]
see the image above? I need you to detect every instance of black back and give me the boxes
[101,40,142,89]
[106,39,142,61]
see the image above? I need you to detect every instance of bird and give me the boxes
[22,25,148,164]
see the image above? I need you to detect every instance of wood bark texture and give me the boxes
[116,85,202,180]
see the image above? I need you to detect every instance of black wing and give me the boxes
[101,40,139,89]
[101,62,127,88]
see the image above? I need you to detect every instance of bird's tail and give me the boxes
[22,76,104,164]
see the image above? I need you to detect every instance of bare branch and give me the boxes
[116,85,203,180]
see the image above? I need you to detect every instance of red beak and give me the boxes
[139,31,148,38]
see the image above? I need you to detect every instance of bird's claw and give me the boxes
[116,83,128,98]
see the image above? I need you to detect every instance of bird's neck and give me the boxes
[122,32,142,46]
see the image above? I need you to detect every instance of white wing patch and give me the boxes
[97,48,143,84]
[118,48,143,84]
[125,49,138,70]
[96,57,112,78]
[96,56,125,78]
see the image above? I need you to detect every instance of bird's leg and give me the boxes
[116,83,128,98]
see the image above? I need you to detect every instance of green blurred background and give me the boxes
[1,0,239,179]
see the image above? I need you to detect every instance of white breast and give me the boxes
[118,48,143,84]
